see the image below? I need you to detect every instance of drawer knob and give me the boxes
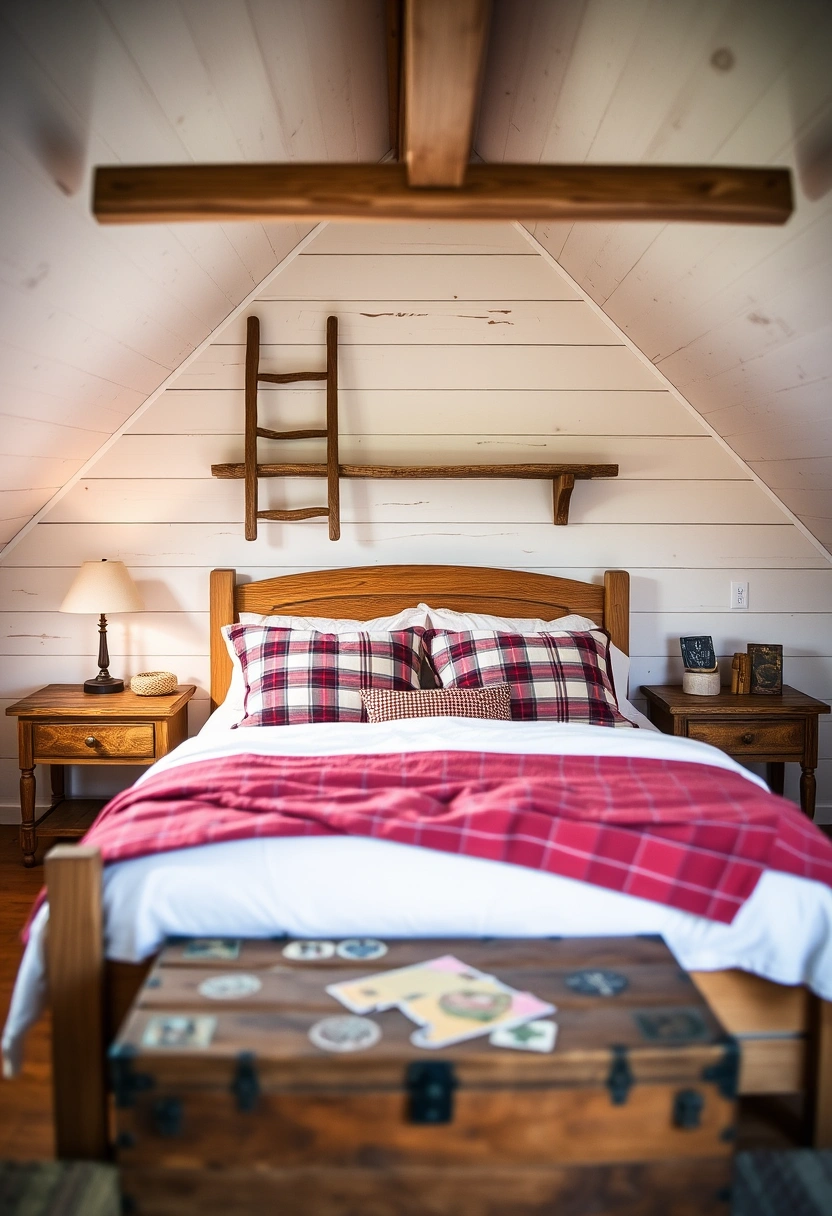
[741,732,754,745]
[85,735,97,748]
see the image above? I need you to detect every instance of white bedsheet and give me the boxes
[5,717,832,1076]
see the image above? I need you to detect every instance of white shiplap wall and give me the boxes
[1,221,830,819]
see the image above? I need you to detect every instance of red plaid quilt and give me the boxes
[76,749,832,925]
[424,628,631,727]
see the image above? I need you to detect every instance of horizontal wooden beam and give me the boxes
[213,462,618,480]
[404,0,491,186]
[94,163,793,225]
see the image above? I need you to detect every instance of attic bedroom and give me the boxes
[1,3,831,1215]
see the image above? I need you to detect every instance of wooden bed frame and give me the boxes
[42,564,832,1162]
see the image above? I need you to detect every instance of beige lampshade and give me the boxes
[59,559,143,614]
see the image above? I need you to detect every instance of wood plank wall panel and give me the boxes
[0,221,829,822]
[474,0,832,555]
[0,0,387,548]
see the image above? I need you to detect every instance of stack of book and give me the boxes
[731,652,750,694]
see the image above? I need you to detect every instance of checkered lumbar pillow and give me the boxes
[423,629,631,727]
[361,683,512,723]
[225,625,424,727]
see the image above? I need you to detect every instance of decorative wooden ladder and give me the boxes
[241,314,340,541]
[212,315,619,541]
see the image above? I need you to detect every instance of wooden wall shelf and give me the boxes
[210,316,619,540]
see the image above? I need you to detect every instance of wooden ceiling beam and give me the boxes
[93,162,793,225]
[403,0,491,186]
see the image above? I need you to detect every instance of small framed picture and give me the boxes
[679,636,717,672]
[748,644,783,695]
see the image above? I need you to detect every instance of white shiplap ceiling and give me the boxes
[1,0,830,554]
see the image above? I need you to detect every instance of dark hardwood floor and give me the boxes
[0,825,53,1159]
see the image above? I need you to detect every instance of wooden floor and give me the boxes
[0,826,53,1159]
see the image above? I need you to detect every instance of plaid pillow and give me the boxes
[226,625,424,727]
[361,684,512,723]
[423,629,632,728]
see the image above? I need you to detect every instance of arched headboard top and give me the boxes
[209,565,629,708]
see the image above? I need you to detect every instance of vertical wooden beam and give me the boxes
[807,995,832,1146]
[386,0,404,159]
[210,568,236,709]
[404,0,491,186]
[326,316,341,541]
[552,473,575,525]
[244,315,260,541]
[604,570,630,656]
[45,845,108,1161]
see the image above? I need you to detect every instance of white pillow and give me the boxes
[418,603,645,727]
[217,607,429,723]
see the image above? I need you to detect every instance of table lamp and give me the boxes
[60,559,143,693]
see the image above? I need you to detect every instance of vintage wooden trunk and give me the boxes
[112,936,738,1215]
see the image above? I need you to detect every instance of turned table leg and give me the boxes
[20,766,36,867]
[800,765,817,820]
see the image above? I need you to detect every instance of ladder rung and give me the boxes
[257,508,330,521]
[258,371,327,384]
[257,427,327,441]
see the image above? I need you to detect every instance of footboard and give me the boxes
[44,845,832,1159]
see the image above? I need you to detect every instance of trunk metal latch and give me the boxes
[406,1061,458,1124]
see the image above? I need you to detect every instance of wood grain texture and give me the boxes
[213,461,619,480]
[32,722,155,761]
[243,315,259,542]
[44,845,107,1160]
[6,685,195,719]
[92,162,793,224]
[209,569,235,711]
[807,997,832,1147]
[404,0,491,186]
[208,564,628,705]
[118,1159,734,1216]
[326,315,340,541]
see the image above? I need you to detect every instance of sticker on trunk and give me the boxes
[308,1015,382,1053]
[282,940,337,961]
[182,938,241,961]
[336,938,388,961]
[141,1014,217,1049]
[489,1020,558,1053]
[198,973,263,1000]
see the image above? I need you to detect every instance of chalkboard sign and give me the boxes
[679,636,717,672]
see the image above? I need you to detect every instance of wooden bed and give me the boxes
[42,564,831,1162]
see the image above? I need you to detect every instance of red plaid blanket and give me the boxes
[73,749,832,924]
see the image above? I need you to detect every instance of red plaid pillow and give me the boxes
[361,684,511,723]
[226,626,424,727]
[423,629,632,728]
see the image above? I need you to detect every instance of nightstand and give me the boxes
[6,684,195,865]
[640,684,830,819]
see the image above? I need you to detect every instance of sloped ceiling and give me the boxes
[1,0,830,555]
[476,0,832,553]
[0,0,387,549]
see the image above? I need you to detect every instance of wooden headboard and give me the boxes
[209,565,630,708]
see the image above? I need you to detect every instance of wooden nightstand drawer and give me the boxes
[33,722,156,760]
[687,717,804,756]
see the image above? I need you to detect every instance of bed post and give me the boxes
[807,995,832,1146]
[210,568,236,709]
[44,845,108,1160]
[604,570,629,655]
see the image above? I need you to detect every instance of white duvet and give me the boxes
[5,716,832,1076]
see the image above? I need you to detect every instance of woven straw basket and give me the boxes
[130,671,177,696]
